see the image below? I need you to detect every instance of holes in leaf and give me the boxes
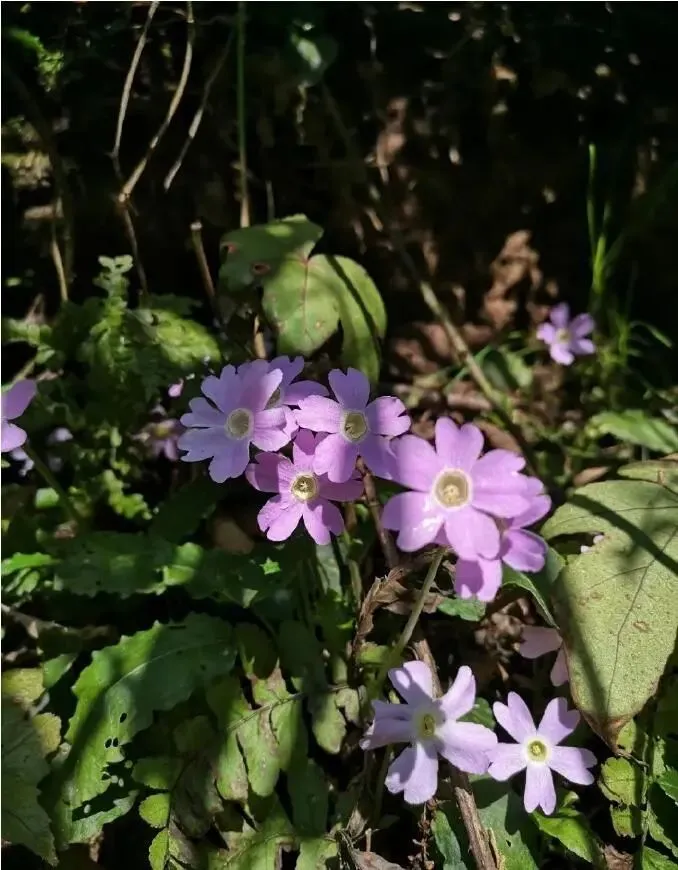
[119,712,128,723]
[112,738,119,748]
[221,241,238,254]
[105,738,112,749]
[251,262,270,276]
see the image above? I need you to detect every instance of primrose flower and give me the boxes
[139,416,184,461]
[382,419,532,557]
[294,368,410,482]
[454,477,551,601]
[239,356,328,438]
[488,693,595,815]
[360,661,497,805]
[537,303,595,366]
[520,626,568,686]
[168,380,184,399]
[246,430,362,544]
[178,364,290,481]
[1,379,37,453]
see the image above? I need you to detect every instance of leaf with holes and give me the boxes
[62,614,236,809]
[261,253,386,382]
[541,461,678,745]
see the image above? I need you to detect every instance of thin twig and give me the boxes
[361,463,399,571]
[164,30,235,190]
[190,220,218,306]
[50,221,68,303]
[236,1,250,228]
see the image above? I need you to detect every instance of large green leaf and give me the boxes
[541,461,678,744]
[211,794,296,869]
[261,253,386,382]
[62,615,236,808]
[533,802,605,866]
[589,410,678,455]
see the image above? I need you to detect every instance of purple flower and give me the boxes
[168,380,184,398]
[246,430,362,544]
[360,661,497,805]
[1,380,36,453]
[239,356,328,438]
[488,693,596,815]
[142,418,185,461]
[293,368,410,482]
[536,304,595,365]
[454,478,551,601]
[382,419,532,558]
[520,626,568,686]
[178,364,290,481]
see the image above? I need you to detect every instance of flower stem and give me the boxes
[24,445,80,524]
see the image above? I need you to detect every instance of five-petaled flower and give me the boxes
[178,364,291,481]
[520,626,568,686]
[488,693,595,814]
[246,430,363,544]
[1,379,37,453]
[294,368,410,482]
[453,477,551,601]
[382,419,532,558]
[360,661,497,805]
[537,304,595,366]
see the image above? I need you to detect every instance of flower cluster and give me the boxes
[177,359,551,600]
[362,660,596,814]
[537,303,595,366]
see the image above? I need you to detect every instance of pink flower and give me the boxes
[536,304,595,366]
[168,380,184,398]
[1,379,37,453]
[454,478,551,601]
[520,626,568,686]
[246,430,362,545]
[488,693,596,815]
[178,364,290,481]
[360,661,497,805]
[293,368,410,482]
[382,419,532,558]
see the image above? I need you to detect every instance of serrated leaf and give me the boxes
[149,828,171,870]
[658,769,678,804]
[289,757,328,836]
[63,614,236,807]
[648,783,678,857]
[541,463,678,744]
[1,700,57,864]
[589,410,678,454]
[438,596,486,621]
[642,846,677,869]
[610,804,641,838]
[2,667,44,707]
[532,805,604,866]
[133,756,182,791]
[599,757,644,806]
[261,253,386,382]
[2,551,55,575]
[139,792,171,828]
[213,794,295,869]
[297,837,338,869]
[502,547,563,626]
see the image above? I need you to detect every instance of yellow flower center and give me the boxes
[342,410,368,442]
[526,738,549,762]
[434,469,471,508]
[415,709,440,740]
[291,472,319,503]
[226,408,253,439]
[555,328,570,344]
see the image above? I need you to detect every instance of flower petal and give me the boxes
[382,492,442,552]
[389,661,434,704]
[472,489,531,519]
[472,449,526,480]
[328,368,369,410]
[550,303,570,329]
[302,499,344,544]
[570,313,595,337]
[570,337,595,355]
[284,379,329,404]
[439,666,476,720]
[2,379,36,420]
[252,413,291,452]
[493,692,537,742]
[520,626,562,660]
[509,493,551,529]
[318,474,363,503]
[524,763,556,814]
[455,558,502,601]
[366,396,410,437]
[201,367,238,412]
[385,744,439,805]
[294,397,343,433]
[488,743,526,780]
[388,435,441,491]
[246,453,292,493]
[444,506,500,560]
[436,722,497,774]
[548,746,596,785]
[313,433,358,482]
[208,439,251,481]
[359,433,396,479]
[536,323,556,344]
[550,648,569,686]
[537,697,579,745]
[270,355,304,385]
[1,420,27,453]
[291,429,319,468]
[257,494,289,531]
[360,714,414,750]
[550,342,574,366]
[435,419,484,472]
[242,368,284,411]
[264,500,303,541]
[177,427,230,460]
[181,397,226,428]
[502,529,547,573]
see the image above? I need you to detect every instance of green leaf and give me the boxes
[648,783,678,857]
[261,253,386,382]
[2,667,44,708]
[482,347,533,391]
[432,809,466,869]
[149,477,222,543]
[541,463,678,744]
[642,846,678,869]
[212,794,296,869]
[289,757,328,836]
[532,804,604,865]
[149,828,171,870]
[461,698,495,729]
[1,700,57,864]
[610,804,642,838]
[296,838,338,869]
[2,552,55,575]
[219,215,323,289]
[599,757,644,806]
[658,769,678,805]
[589,410,678,454]
[133,756,182,791]
[286,26,337,87]
[206,677,249,803]
[139,792,171,828]
[502,547,563,626]
[437,596,486,621]
[63,614,236,807]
